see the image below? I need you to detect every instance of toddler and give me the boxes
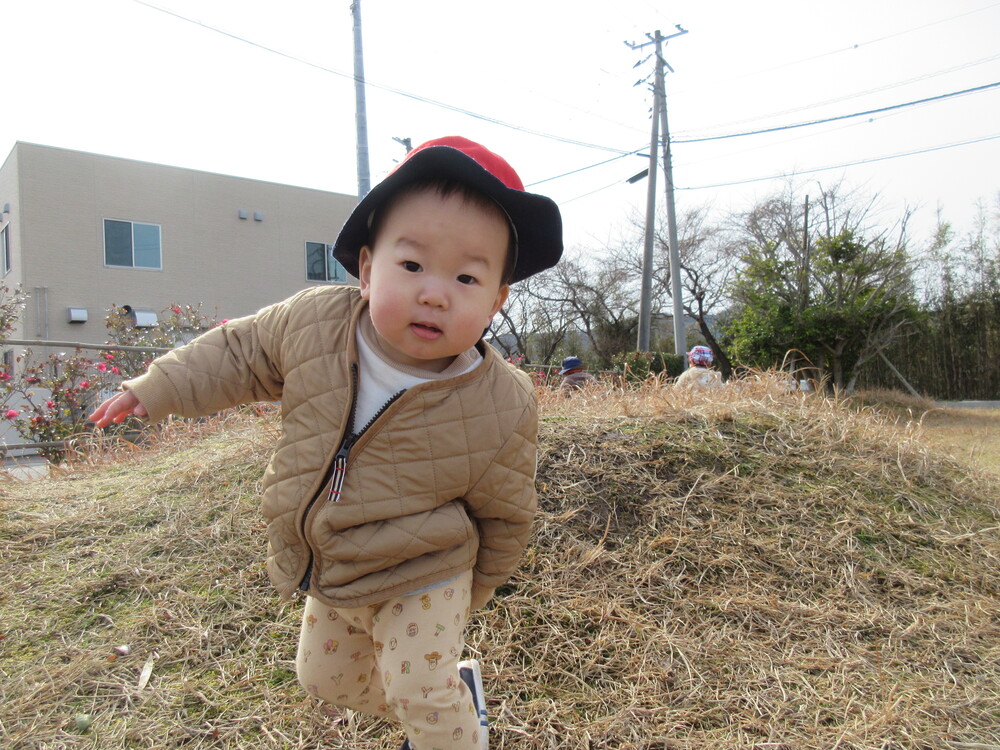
[90,136,563,749]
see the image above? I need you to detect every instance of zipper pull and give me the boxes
[327,444,350,501]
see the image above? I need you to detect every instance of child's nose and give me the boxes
[417,279,448,308]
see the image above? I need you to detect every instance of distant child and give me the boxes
[558,355,596,393]
[89,136,563,750]
[674,345,723,389]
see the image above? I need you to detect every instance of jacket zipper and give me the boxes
[327,387,404,502]
[298,363,404,591]
[298,364,360,592]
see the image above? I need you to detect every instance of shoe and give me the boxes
[458,658,489,749]
[399,741,411,750]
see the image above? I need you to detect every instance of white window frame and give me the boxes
[1,224,10,276]
[104,219,162,270]
[305,241,347,283]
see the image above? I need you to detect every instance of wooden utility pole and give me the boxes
[627,26,688,354]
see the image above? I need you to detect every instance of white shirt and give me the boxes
[353,311,482,432]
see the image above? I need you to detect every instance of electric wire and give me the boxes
[129,0,632,155]
[557,132,1000,203]
[671,1,1000,96]
[673,81,1000,144]
[676,51,1000,135]
[677,132,1000,191]
[526,148,647,188]
[130,0,1000,198]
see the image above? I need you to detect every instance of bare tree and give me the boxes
[508,250,641,368]
[727,181,919,392]
[619,205,743,376]
[490,269,572,364]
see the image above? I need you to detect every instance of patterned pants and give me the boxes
[296,570,484,749]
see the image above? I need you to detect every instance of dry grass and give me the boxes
[844,387,1000,475]
[917,409,1000,476]
[2,379,999,749]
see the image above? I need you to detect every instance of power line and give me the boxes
[678,51,1000,135]
[129,0,633,155]
[678,132,1000,191]
[558,131,1000,202]
[673,81,1000,144]
[129,0,1000,201]
[526,148,646,188]
[671,2,1000,97]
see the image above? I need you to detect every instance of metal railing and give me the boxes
[2,338,172,354]
[1,338,171,459]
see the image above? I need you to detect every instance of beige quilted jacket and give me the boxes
[125,285,539,610]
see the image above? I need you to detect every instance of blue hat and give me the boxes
[559,356,583,375]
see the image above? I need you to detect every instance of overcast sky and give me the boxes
[3,0,999,251]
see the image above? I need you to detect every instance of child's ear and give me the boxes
[358,247,373,299]
[489,283,510,319]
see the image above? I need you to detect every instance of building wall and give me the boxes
[0,145,22,310]
[4,142,358,344]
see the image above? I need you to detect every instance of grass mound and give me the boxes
[1,381,998,749]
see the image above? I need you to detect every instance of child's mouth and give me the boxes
[411,323,442,340]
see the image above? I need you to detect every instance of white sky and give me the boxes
[3,0,999,252]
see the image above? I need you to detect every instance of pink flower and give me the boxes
[104,353,115,361]
[5,409,18,419]
[45,400,55,409]
[172,307,181,314]
[0,371,9,381]
[97,363,107,371]
[111,366,120,374]
[79,380,90,388]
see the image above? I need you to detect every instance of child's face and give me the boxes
[358,188,510,373]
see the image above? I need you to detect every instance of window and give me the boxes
[1,224,10,276]
[104,219,162,269]
[306,241,347,282]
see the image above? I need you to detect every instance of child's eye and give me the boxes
[402,261,421,272]
[457,274,477,285]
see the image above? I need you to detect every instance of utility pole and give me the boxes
[658,34,686,358]
[351,1,371,198]
[627,26,688,355]
[636,55,660,352]
[800,194,810,312]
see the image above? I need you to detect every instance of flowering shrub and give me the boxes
[0,300,218,462]
[1,350,121,460]
[531,369,550,387]
[103,303,219,380]
[0,283,28,338]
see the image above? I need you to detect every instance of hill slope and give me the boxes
[2,386,999,749]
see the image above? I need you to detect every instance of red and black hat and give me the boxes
[332,136,563,283]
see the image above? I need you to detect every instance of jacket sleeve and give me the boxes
[463,396,539,610]
[123,298,290,423]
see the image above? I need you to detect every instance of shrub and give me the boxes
[1,302,219,461]
[611,350,685,383]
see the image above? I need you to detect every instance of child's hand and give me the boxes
[89,390,148,428]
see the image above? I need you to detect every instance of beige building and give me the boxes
[0,142,358,354]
